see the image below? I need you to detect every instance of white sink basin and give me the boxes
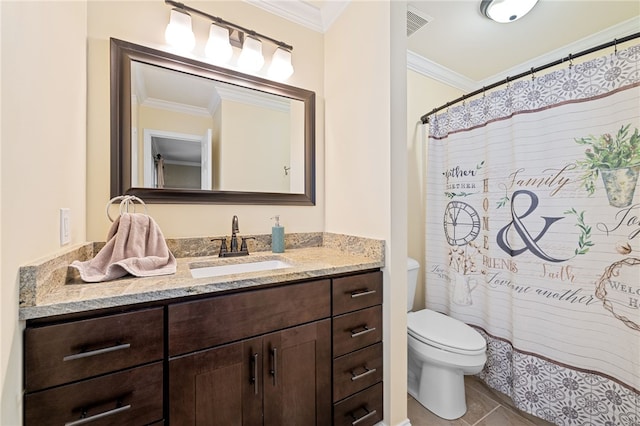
[190,259,292,279]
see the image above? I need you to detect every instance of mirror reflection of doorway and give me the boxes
[142,129,212,190]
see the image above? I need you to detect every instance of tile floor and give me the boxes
[407,376,555,426]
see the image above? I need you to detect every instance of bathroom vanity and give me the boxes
[20,234,384,426]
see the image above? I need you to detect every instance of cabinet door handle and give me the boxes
[351,366,377,381]
[250,353,259,395]
[349,407,377,425]
[270,347,278,386]
[64,404,131,426]
[63,343,131,362]
[350,289,376,298]
[350,325,376,338]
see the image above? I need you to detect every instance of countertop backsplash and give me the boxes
[19,232,385,320]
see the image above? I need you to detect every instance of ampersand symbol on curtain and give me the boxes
[497,190,569,263]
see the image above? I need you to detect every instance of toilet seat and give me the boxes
[408,309,486,355]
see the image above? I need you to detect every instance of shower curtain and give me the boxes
[425,44,639,425]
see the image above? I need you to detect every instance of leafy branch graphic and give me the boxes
[445,191,475,199]
[496,194,509,209]
[564,208,594,256]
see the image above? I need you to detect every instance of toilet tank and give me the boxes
[407,257,420,311]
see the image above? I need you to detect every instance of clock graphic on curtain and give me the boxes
[443,201,480,246]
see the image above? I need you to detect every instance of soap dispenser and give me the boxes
[271,215,285,253]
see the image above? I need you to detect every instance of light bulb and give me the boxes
[165,8,195,51]
[268,48,294,81]
[238,36,264,72]
[205,24,233,63]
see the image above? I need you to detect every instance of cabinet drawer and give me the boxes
[24,362,163,426]
[332,306,382,358]
[25,308,164,391]
[332,271,382,316]
[333,343,382,402]
[333,382,383,426]
[168,280,331,356]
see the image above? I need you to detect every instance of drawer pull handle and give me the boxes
[351,326,376,338]
[250,353,259,395]
[349,407,377,425]
[350,289,376,298]
[63,343,131,362]
[64,404,131,426]
[270,347,278,386]
[351,366,377,381]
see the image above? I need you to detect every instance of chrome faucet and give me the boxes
[213,215,253,257]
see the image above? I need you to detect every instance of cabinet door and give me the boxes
[263,319,332,426]
[169,337,263,426]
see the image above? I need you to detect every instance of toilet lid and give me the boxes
[408,309,486,354]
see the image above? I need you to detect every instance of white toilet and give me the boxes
[406,257,487,420]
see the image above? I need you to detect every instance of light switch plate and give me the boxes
[60,208,70,245]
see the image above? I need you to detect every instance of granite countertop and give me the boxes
[19,232,385,320]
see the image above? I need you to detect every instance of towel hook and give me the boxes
[106,195,148,222]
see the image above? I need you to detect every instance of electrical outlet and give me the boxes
[60,208,71,246]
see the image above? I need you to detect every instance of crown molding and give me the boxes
[141,98,213,117]
[244,2,638,93]
[245,0,349,32]
[215,85,291,112]
[409,17,640,92]
[407,51,478,92]
[476,17,640,88]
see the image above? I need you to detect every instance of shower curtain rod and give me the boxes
[420,31,640,124]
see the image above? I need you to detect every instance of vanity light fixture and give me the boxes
[480,0,539,23]
[165,8,196,51]
[238,36,264,72]
[164,0,294,80]
[205,23,233,63]
[268,47,294,81]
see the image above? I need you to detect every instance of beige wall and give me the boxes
[0,0,474,424]
[407,70,463,311]
[325,1,408,424]
[1,2,88,424]
[219,100,289,192]
[87,1,325,239]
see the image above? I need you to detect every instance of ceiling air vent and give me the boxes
[407,5,433,37]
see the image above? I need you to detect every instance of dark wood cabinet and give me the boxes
[169,320,331,426]
[169,337,263,425]
[23,308,164,425]
[168,280,332,425]
[23,270,381,425]
[331,271,383,426]
[25,362,163,426]
[262,320,332,426]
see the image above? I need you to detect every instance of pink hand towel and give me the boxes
[70,213,177,282]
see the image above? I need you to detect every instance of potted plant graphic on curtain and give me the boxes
[575,124,640,208]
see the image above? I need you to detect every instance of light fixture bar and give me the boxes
[164,0,293,52]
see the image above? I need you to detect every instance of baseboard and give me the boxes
[380,419,411,426]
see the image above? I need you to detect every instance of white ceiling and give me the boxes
[249,0,640,92]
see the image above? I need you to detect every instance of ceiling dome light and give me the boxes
[165,8,196,51]
[238,36,264,72]
[205,23,233,63]
[480,0,539,23]
[268,48,294,81]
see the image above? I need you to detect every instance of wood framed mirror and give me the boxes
[111,38,315,205]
